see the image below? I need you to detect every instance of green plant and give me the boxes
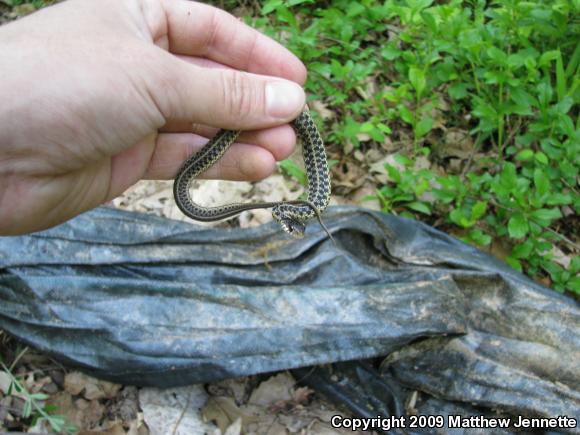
[4,0,52,8]
[365,154,434,217]
[1,361,77,434]
[248,0,580,294]
[279,160,308,187]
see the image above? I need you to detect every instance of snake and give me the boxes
[173,110,332,238]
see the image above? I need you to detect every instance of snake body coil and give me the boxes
[173,110,331,237]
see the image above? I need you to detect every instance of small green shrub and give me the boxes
[3,0,52,8]
[1,360,77,434]
[241,0,579,294]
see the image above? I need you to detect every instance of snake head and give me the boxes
[272,206,306,238]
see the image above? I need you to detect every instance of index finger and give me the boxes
[161,0,307,84]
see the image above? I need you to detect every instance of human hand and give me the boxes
[0,0,306,235]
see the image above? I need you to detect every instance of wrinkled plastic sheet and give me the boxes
[0,206,578,431]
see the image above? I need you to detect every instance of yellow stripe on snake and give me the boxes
[173,110,332,238]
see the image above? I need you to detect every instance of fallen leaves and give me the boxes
[202,372,362,435]
[0,360,147,434]
[139,385,214,435]
[64,371,121,400]
[310,100,335,121]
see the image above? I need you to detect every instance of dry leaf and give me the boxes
[248,373,294,407]
[223,417,243,435]
[488,237,512,262]
[98,422,128,435]
[0,371,11,394]
[293,387,315,405]
[381,135,398,152]
[202,396,258,433]
[353,150,365,162]
[12,4,35,16]
[64,372,121,400]
[47,391,105,431]
[351,184,382,212]
[369,154,405,183]
[437,128,474,159]
[332,161,367,190]
[355,132,371,142]
[310,100,334,120]
[140,385,214,435]
[550,245,571,269]
[364,148,384,165]
[246,419,288,435]
[344,140,354,155]
[207,378,250,407]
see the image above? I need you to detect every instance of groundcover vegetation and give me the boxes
[215,0,579,294]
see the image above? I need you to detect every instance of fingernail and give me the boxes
[266,81,305,119]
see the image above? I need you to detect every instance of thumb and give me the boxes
[150,55,306,130]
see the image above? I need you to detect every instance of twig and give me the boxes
[461,133,482,179]
[9,346,28,372]
[171,389,193,435]
[543,226,580,252]
[561,177,579,196]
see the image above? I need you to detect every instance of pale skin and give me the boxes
[0,0,307,235]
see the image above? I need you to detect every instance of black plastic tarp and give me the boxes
[0,206,578,432]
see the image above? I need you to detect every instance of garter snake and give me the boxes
[173,110,332,238]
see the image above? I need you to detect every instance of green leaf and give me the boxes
[415,116,433,138]
[23,400,32,418]
[408,0,434,11]
[448,82,469,99]
[535,152,549,164]
[467,229,491,246]
[384,164,401,183]
[420,10,438,32]
[555,50,566,101]
[533,169,550,197]
[546,193,572,206]
[510,88,537,108]
[537,81,553,107]
[487,47,508,63]
[568,277,580,294]
[261,0,282,15]
[515,149,534,161]
[539,50,560,67]
[377,123,392,134]
[346,1,366,17]
[43,404,58,413]
[279,160,307,186]
[499,162,518,188]
[471,201,487,220]
[393,154,413,167]
[414,177,430,196]
[569,256,580,275]
[399,105,414,124]
[382,45,401,60]
[408,66,426,97]
[274,5,297,26]
[508,213,529,238]
[47,414,65,432]
[530,208,562,223]
[512,240,534,259]
[505,256,523,272]
[406,201,431,215]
